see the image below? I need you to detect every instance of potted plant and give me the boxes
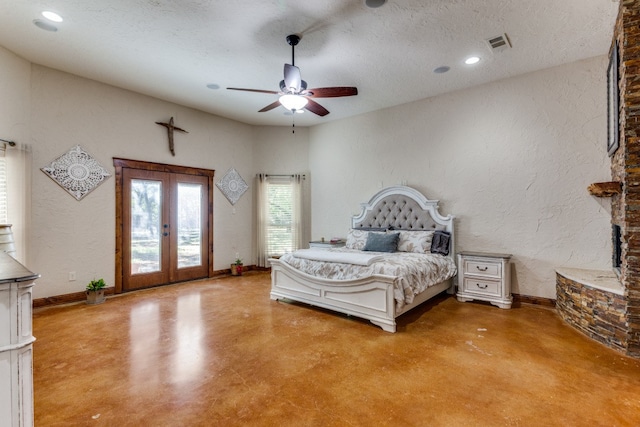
[231,258,243,276]
[86,278,107,305]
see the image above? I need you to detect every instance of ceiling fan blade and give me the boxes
[304,99,330,116]
[258,100,282,113]
[227,87,279,95]
[306,87,358,98]
[283,64,302,92]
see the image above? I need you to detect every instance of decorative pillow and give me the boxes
[396,230,435,253]
[346,229,369,250]
[363,232,400,253]
[430,230,451,256]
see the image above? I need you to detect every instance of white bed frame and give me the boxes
[269,186,455,332]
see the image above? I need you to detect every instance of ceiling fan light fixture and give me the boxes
[228,35,356,118]
[279,94,308,112]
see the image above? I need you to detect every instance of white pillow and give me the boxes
[346,229,369,250]
[397,230,435,253]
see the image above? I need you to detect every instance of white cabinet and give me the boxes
[0,253,38,427]
[456,252,512,309]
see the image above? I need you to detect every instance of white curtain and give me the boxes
[256,174,269,267]
[256,173,304,267]
[0,144,7,224]
[0,141,31,263]
[291,174,304,252]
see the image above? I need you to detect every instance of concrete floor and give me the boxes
[33,271,640,426]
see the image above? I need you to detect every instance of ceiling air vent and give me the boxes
[486,34,511,53]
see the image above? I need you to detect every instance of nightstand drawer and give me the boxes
[462,278,501,296]
[457,252,512,309]
[463,259,501,279]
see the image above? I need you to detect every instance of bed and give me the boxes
[269,186,456,332]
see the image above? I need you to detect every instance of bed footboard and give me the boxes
[269,258,399,332]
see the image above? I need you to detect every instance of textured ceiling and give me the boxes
[0,0,619,126]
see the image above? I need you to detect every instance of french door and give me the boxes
[114,159,214,292]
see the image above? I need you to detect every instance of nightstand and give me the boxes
[309,239,345,249]
[456,251,512,309]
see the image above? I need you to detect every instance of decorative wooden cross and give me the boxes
[155,117,188,156]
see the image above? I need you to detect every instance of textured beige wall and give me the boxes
[0,44,612,301]
[309,56,612,299]
[0,47,311,299]
[252,125,311,245]
[28,66,259,298]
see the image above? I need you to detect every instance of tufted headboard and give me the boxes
[351,186,455,254]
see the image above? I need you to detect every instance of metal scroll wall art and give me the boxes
[41,145,111,201]
[216,167,248,205]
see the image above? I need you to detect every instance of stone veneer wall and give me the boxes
[611,0,640,357]
[556,273,627,352]
[560,0,640,358]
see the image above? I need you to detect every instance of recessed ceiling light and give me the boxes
[33,19,58,32]
[433,66,450,74]
[42,11,63,23]
[206,84,220,90]
[364,0,387,8]
[465,56,480,65]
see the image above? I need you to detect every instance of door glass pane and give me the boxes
[177,183,202,268]
[131,179,161,274]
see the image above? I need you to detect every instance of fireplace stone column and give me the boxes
[610,0,640,357]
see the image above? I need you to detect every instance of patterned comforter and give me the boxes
[279,248,457,309]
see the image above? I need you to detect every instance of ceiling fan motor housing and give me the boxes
[280,79,307,93]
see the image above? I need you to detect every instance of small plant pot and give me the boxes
[86,289,106,305]
[231,264,243,276]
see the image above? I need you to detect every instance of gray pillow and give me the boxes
[363,232,399,253]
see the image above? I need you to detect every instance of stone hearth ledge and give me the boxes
[555,267,624,296]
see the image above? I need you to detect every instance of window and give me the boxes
[256,174,304,267]
[266,180,296,255]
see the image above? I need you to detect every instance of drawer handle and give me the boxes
[476,283,488,289]
[476,266,488,272]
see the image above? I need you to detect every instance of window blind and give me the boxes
[266,180,294,255]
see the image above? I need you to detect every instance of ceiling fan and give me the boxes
[227,34,358,117]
